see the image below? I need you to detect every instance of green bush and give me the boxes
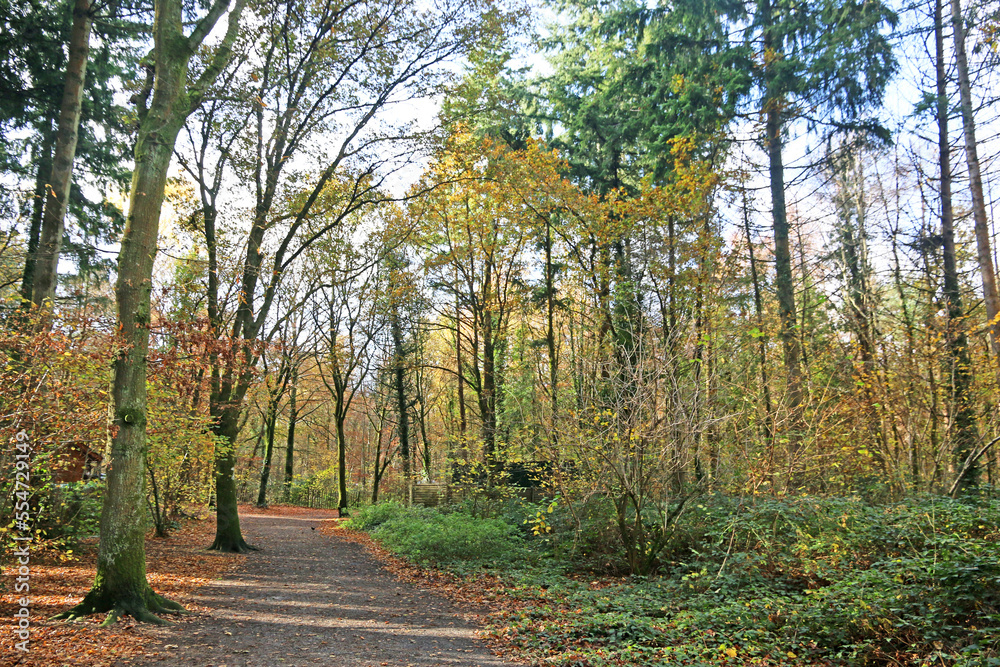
[347,495,1000,665]
[356,503,525,568]
[342,500,410,531]
[36,480,103,550]
[481,494,1000,666]
[543,495,627,572]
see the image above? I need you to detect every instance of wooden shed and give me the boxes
[51,442,102,483]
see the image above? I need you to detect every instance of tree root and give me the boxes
[208,535,260,553]
[51,588,187,626]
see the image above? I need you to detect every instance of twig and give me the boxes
[949,434,1000,497]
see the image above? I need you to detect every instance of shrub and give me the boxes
[544,495,628,573]
[359,503,525,568]
[35,480,103,550]
[342,500,410,531]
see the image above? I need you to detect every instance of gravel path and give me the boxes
[127,511,514,667]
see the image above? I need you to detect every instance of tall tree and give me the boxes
[29,0,92,313]
[311,235,384,514]
[415,134,536,467]
[5,0,134,308]
[282,363,299,500]
[828,146,892,477]
[256,322,296,507]
[938,0,980,491]
[389,262,414,482]
[948,0,1000,374]
[748,0,897,482]
[537,0,747,376]
[53,0,245,625]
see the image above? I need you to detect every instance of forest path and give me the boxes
[126,508,513,667]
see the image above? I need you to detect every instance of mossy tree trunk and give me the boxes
[210,404,255,551]
[53,0,245,625]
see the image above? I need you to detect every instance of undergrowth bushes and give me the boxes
[353,493,1000,666]
[345,502,525,568]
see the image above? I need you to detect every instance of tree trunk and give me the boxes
[31,0,92,314]
[741,184,775,460]
[834,154,890,476]
[207,291,258,550]
[210,405,255,552]
[283,367,298,500]
[950,0,1000,374]
[337,411,348,512]
[544,214,559,449]
[414,369,432,479]
[19,122,54,307]
[391,301,411,481]
[763,0,805,486]
[941,0,980,491]
[53,0,245,623]
[480,258,497,468]
[257,401,279,506]
[456,291,467,455]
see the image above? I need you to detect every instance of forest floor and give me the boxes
[1,505,517,667]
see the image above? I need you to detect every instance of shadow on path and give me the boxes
[126,512,512,667]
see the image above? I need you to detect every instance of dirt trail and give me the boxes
[126,510,514,667]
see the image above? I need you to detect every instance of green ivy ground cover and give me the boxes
[347,495,1000,666]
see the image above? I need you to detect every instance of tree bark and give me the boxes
[283,366,298,500]
[391,300,411,482]
[456,290,467,455]
[763,0,805,487]
[741,184,774,456]
[31,0,92,314]
[336,408,348,512]
[19,122,54,307]
[480,259,497,468]
[940,0,980,491]
[51,0,245,624]
[544,213,559,450]
[257,400,279,506]
[950,0,1000,372]
[210,405,255,551]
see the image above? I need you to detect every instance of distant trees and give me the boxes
[175,0,510,551]
[309,231,386,513]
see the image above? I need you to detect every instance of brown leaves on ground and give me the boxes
[0,516,245,667]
